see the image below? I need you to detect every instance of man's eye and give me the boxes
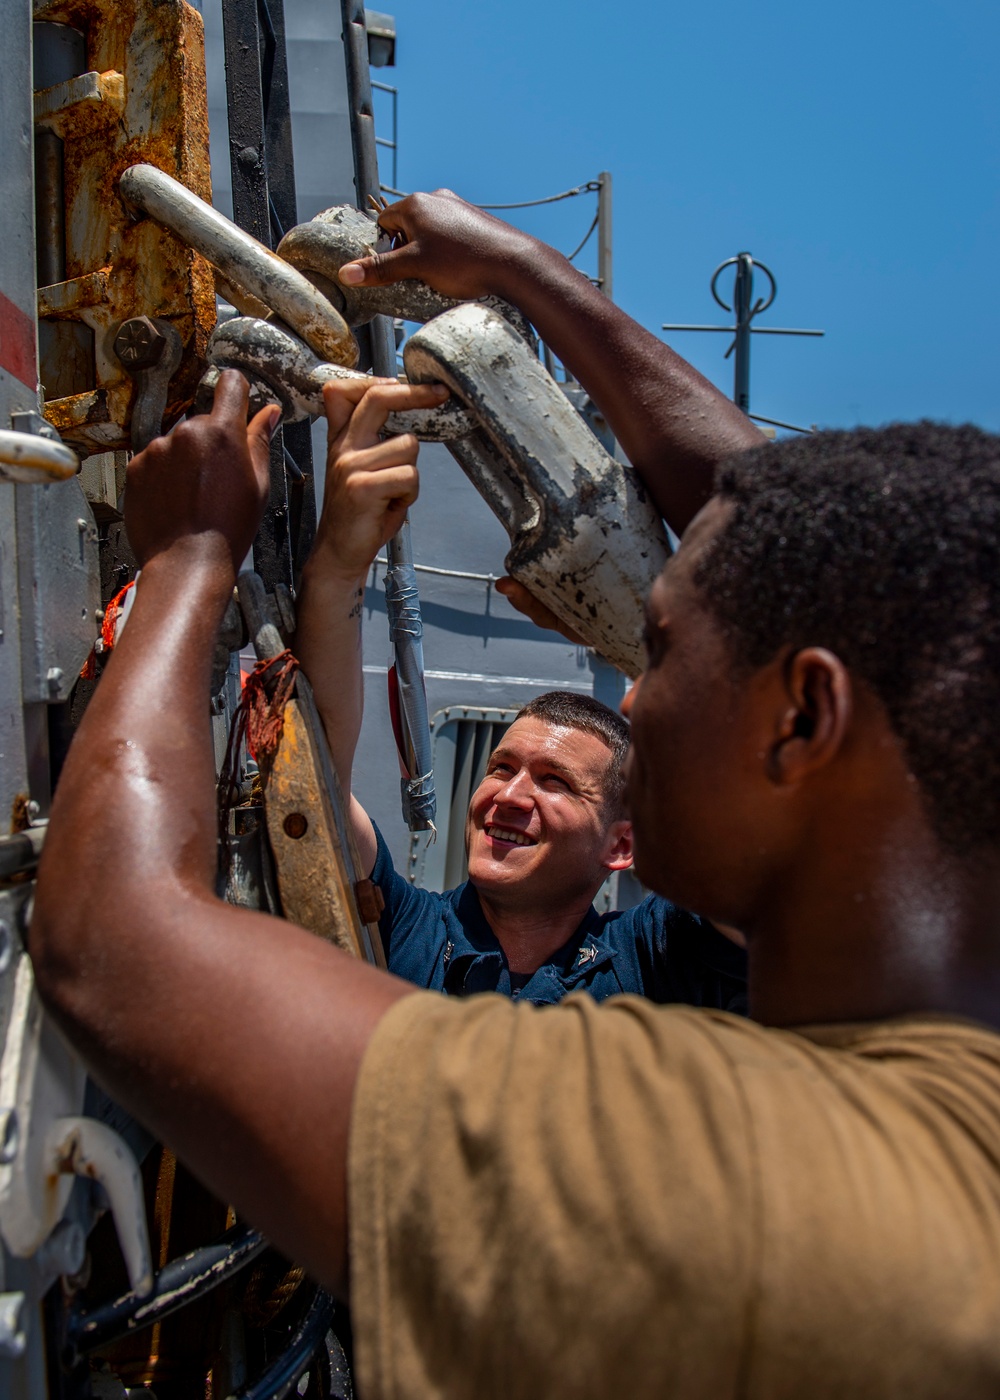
[643,622,668,662]
[542,773,570,790]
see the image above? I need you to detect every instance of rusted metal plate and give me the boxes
[266,698,385,966]
[34,0,216,455]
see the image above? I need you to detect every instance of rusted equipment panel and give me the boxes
[34,0,216,455]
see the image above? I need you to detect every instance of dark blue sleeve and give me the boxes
[623,896,748,1013]
[370,823,449,988]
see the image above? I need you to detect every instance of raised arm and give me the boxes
[339,190,762,533]
[29,372,418,1298]
[294,378,448,875]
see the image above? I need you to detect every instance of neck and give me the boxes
[476,886,597,975]
[747,812,1000,1032]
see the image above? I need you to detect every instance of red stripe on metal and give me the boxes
[0,289,37,390]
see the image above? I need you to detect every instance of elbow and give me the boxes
[28,875,90,1029]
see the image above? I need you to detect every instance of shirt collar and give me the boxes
[444,884,618,996]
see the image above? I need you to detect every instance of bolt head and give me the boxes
[114,316,166,370]
[237,145,260,172]
[46,666,64,691]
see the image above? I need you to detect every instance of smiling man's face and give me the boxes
[464,715,632,912]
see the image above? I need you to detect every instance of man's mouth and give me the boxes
[485,824,537,847]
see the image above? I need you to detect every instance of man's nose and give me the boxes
[494,769,534,805]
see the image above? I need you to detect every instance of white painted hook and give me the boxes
[48,1116,153,1297]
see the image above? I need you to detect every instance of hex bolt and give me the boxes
[0,1109,19,1166]
[0,920,12,975]
[113,316,167,371]
[46,666,64,692]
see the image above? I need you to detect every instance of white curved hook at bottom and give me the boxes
[48,1116,153,1297]
[0,429,79,484]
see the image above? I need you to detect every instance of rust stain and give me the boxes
[34,0,215,453]
[10,792,31,835]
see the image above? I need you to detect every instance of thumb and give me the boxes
[247,404,281,487]
[339,242,423,288]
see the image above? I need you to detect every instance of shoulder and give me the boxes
[349,1002,1000,1397]
[601,895,748,1007]
[370,825,451,982]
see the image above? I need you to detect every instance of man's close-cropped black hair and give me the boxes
[517,691,630,815]
[694,421,1000,855]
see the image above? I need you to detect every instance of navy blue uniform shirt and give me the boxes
[372,825,747,1011]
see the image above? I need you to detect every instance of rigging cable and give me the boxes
[378,179,602,268]
[380,180,600,209]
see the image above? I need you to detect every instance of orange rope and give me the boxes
[80,580,136,681]
[217,650,299,844]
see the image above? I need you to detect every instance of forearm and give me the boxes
[295,561,377,874]
[30,535,409,1295]
[32,539,234,1002]
[296,561,365,791]
[490,239,762,531]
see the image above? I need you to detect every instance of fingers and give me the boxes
[340,380,449,448]
[247,403,281,487]
[495,577,588,645]
[339,241,424,287]
[209,367,251,423]
[322,377,395,441]
[344,460,419,514]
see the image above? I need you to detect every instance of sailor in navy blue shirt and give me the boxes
[371,822,747,1009]
[294,391,747,1015]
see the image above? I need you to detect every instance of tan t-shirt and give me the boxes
[348,993,1000,1399]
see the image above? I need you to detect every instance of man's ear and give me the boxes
[768,647,852,785]
[601,818,635,873]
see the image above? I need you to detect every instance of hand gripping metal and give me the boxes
[207,306,667,675]
[404,304,671,678]
[275,203,537,345]
[204,317,475,440]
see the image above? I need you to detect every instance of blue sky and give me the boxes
[375,1,999,434]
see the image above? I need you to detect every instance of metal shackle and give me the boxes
[277,206,464,328]
[0,430,78,484]
[119,165,359,368]
[275,204,537,346]
[403,304,671,678]
[205,317,476,441]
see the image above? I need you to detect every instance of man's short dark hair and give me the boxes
[694,421,1000,855]
[517,691,629,816]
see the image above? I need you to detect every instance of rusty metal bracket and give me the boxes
[34,0,217,456]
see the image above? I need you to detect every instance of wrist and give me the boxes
[140,532,237,597]
[302,546,366,596]
[485,229,549,302]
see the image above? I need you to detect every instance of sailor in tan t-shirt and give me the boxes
[28,206,1000,1400]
